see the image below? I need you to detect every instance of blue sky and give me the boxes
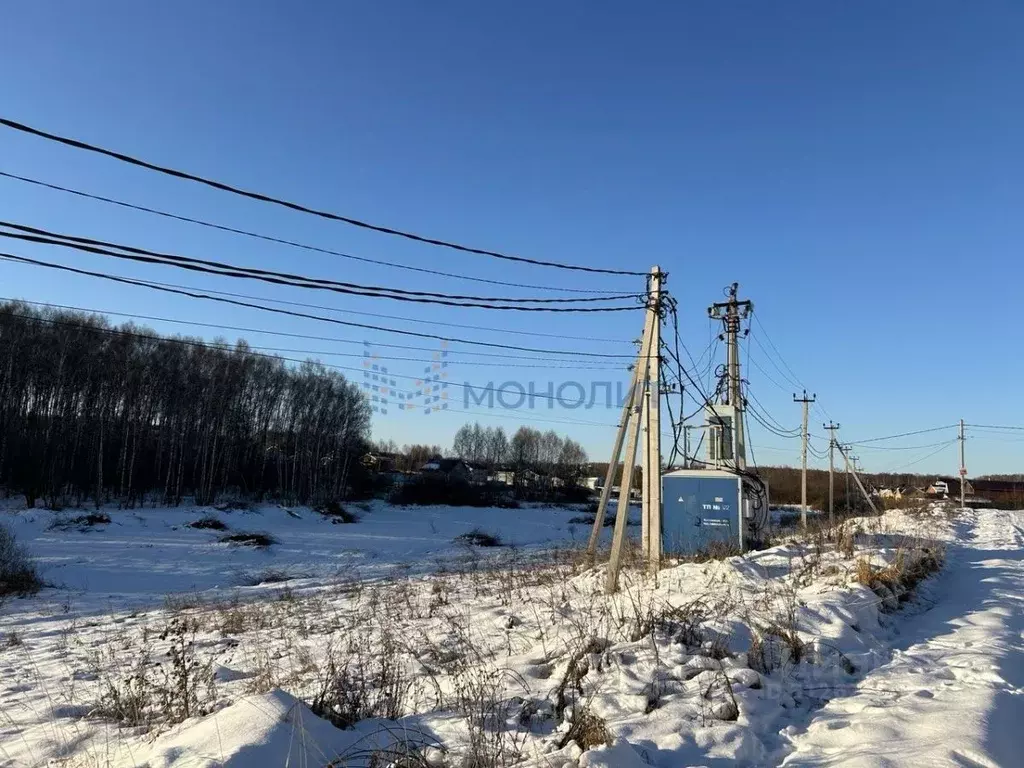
[1,2,1022,474]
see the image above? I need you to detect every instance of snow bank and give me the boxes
[139,689,349,767]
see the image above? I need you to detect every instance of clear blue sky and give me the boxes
[1,1,1022,475]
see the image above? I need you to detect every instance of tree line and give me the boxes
[449,423,589,485]
[0,302,370,509]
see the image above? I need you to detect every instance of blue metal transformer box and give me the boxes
[661,469,749,555]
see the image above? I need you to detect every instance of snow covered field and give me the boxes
[0,501,632,612]
[1,502,1021,767]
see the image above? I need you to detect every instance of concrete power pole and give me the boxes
[823,421,841,526]
[793,390,816,528]
[602,266,666,593]
[959,418,966,510]
[643,267,664,574]
[708,283,752,470]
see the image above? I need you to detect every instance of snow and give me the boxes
[0,500,633,611]
[2,501,1022,767]
[782,508,1024,767]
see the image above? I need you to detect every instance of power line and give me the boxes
[745,387,801,435]
[0,252,641,360]
[0,297,626,366]
[0,169,626,295]
[0,221,643,312]
[966,423,1024,431]
[0,310,631,416]
[0,116,648,277]
[3,268,634,345]
[854,440,957,451]
[848,424,959,444]
[0,302,623,371]
[750,311,835,422]
[0,296,630,365]
[889,441,959,472]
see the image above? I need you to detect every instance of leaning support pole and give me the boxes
[586,370,640,559]
[605,316,654,594]
[837,442,880,516]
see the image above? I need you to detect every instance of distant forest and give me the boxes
[0,302,370,509]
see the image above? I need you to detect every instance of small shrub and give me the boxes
[0,524,42,598]
[454,529,504,548]
[557,705,610,751]
[188,515,227,531]
[317,501,359,524]
[219,532,276,548]
[310,629,410,729]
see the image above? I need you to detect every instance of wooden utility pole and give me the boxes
[793,390,816,528]
[959,419,966,510]
[823,421,841,526]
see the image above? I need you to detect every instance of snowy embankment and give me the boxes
[0,502,1019,767]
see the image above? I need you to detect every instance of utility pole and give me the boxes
[793,390,816,528]
[604,313,654,592]
[708,283,752,469]
[959,419,966,510]
[844,445,851,511]
[823,421,841,526]
[682,424,698,468]
[601,266,666,593]
[643,267,663,574]
[837,443,878,516]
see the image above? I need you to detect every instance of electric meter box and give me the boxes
[661,469,756,555]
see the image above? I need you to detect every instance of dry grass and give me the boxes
[854,545,944,610]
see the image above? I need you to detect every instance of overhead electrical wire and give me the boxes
[0,252,641,360]
[0,170,626,295]
[848,424,959,445]
[0,116,648,277]
[889,440,959,472]
[1,311,630,416]
[854,440,958,452]
[0,297,625,367]
[0,305,621,371]
[750,311,835,422]
[0,222,643,312]
[2,271,635,345]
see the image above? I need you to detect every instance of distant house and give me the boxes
[581,476,603,491]
[877,486,913,501]
[968,479,1024,507]
[420,456,483,483]
[490,467,544,487]
[926,477,974,499]
[362,451,398,473]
